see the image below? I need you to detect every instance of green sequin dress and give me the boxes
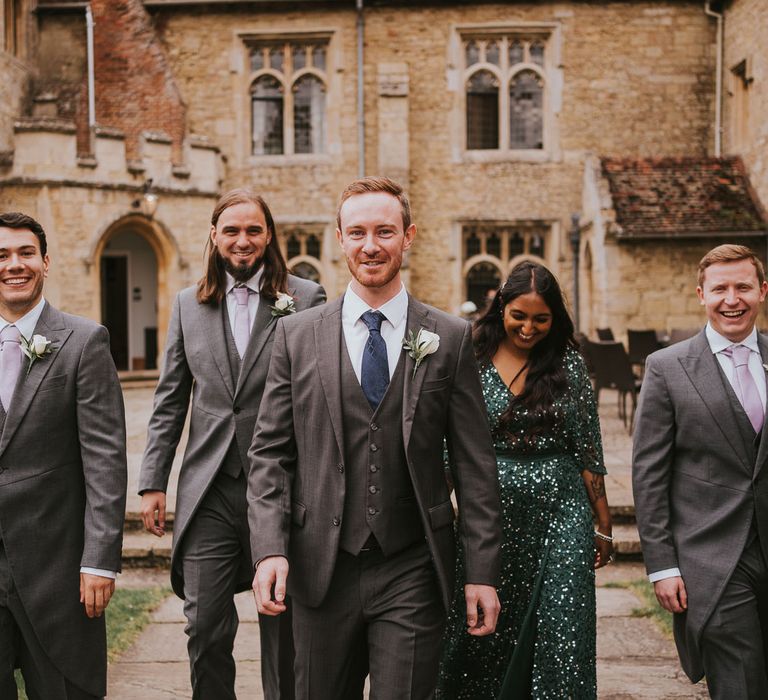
[437,347,606,700]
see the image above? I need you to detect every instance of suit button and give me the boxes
[233,406,241,414]
[370,423,379,431]
[368,507,377,515]
[370,444,378,452]
[369,485,377,494]
[337,463,344,473]
[332,517,340,526]
[369,464,378,473]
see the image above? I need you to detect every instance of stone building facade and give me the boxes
[1,0,766,369]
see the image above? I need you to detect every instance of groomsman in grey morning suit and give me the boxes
[249,176,502,699]
[139,190,325,700]
[633,244,768,698]
[0,212,127,699]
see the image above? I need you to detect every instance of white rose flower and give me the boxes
[271,292,297,317]
[31,334,51,355]
[416,329,440,356]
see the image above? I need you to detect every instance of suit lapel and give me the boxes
[235,293,275,399]
[679,331,752,472]
[753,333,768,477]
[402,297,436,451]
[315,298,345,458]
[201,301,235,398]
[0,303,72,457]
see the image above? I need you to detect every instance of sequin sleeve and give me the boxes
[567,348,607,475]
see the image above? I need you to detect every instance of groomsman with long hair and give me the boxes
[139,189,325,699]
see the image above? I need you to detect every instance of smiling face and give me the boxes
[697,258,768,342]
[0,226,49,322]
[210,201,271,283]
[336,191,415,305]
[502,291,553,356]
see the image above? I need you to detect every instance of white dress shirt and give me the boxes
[224,267,264,332]
[1,297,115,580]
[649,323,767,584]
[341,283,408,383]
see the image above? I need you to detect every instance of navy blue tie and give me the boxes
[361,310,389,410]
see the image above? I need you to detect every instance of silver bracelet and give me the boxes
[594,530,613,542]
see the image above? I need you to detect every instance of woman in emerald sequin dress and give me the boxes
[437,261,613,699]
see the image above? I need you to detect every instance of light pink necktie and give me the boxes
[723,344,765,433]
[232,285,252,359]
[0,324,22,411]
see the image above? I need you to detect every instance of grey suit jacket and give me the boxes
[632,329,768,682]
[247,295,502,609]
[0,302,127,697]
[139,275,325,597]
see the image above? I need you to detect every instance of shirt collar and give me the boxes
[225,267,264,296]
[342,283,408,328]
[706,322,760,355]
[0,297,46,340]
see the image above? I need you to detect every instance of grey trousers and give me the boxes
[181,470,294,700]
[700,537,768,699]
[0,541,99,700]
[292,541,445,700]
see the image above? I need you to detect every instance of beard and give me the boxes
[222,254,263,283]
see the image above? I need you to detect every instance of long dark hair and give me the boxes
[196,188,288,305]
[473,260,577,437]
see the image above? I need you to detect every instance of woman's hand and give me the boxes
[594,531,614,569]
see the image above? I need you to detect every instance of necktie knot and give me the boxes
[1,324,21,344]
[233,285,251,306]
[725,344,751,367]
[361,310,385,334]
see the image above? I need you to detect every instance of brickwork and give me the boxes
[722,0,768,216]
[0,52,27,154]
[88,0,187,163]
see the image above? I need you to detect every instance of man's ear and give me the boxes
[403,223,416,251]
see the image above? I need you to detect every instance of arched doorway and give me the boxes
[100,229,159,371]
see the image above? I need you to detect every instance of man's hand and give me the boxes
[80,573,115,618]
[464,584,500,636]
[654,576,687,613]
[141,491,166,537]
[253,556,289,616]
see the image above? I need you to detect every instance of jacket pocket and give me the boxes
[428,500,455,530]
[291,501,306,527]
[422,376,450,393]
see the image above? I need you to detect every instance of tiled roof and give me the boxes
[601,157,767,238]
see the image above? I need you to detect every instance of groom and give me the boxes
[0,212,127,699]
[248,176,502,698]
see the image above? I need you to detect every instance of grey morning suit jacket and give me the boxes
[633,329,768,682]
[139,275,325,597]
[0,303,127,697]
[247,295,502,610]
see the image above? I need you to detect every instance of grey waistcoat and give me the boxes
[338,341,423,556]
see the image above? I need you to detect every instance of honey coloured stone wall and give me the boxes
[722,0,768,216]
[149,1,717,312]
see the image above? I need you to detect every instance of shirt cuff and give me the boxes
[80,567,117,579]
[648,567,681,583]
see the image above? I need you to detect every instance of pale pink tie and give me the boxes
[0,324,22,411]
[232,285,252,359]
[723,344,765,433]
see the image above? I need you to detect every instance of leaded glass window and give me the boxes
[294,75,326,154]
[251,76,284,155]
[510,71,543,150]
[466,71,499,150]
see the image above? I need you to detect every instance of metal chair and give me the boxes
[627,329,662,369]
[596,327,615,341]
[587,340,642,432]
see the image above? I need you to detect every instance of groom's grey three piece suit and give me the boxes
[634,328,768,698]
[139,274,325,699]
[248,292,502,698]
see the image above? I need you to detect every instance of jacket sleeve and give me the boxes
[247,319,297,563]
[77,325,128,572]
[446,322,502,587]
[632,354,679,575]
[138,294,193,493]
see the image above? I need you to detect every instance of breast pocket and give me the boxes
[36,374,67,394]
[422,375,450,393]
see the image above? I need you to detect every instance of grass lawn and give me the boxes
[14,586,170,699]
[602,577,674,638]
